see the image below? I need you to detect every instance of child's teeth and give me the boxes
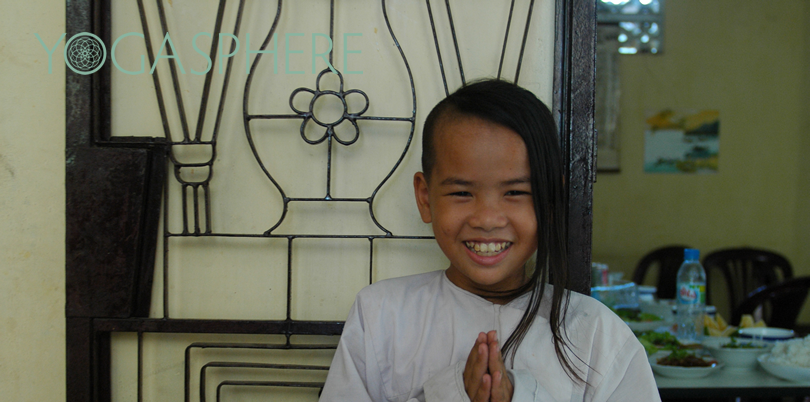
[466,242,510,256]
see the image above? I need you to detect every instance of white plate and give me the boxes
[626,320,666,332]
[737,327,794,342]
[649,355,723,378]
[758,354,810,382]
[701,337,771,370]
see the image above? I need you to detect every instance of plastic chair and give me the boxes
[702,247,793,320]
[632,245,691,300]
[732,276,810,329]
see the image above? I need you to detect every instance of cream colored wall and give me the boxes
[592,0,809,321]
[0,1,66,401]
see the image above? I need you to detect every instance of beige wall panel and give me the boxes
[0,0,66,401]
[103,1,556,400]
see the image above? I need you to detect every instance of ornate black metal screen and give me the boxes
[65,0,596,400]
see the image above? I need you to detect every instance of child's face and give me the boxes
[414,115,538,302]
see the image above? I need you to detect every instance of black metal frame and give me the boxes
[65,0,596,400]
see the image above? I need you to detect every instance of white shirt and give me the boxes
[320,270,660,402]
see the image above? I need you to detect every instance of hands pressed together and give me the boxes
[463,331,514,402]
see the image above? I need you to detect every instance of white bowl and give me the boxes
[758,354,810,382]
[591,280,638,309]
[649,354,723,379]
[737,327,795,342]
[702,337,772,370]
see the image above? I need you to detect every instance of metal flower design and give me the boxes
[289,68,370,146]
[242,4,417,236]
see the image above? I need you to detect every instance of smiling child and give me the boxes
[319,79,659,402]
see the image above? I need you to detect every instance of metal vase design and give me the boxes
[243,0,416,237]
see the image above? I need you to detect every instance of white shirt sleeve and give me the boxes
[602,344,660,402]
[320,300,384,402]
[589,336,661,402]
[320,298,426,402]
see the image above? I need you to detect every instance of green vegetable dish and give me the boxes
[612,308,663,322]
[656,349,717,367]
[721,337,766,349]
[637,331,681,356]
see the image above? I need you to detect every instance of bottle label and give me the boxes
[677,284,706,305]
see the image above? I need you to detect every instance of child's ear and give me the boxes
[413,172,433,223]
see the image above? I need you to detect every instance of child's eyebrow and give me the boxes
[501,177,531,186]
[438,177,531,186]
[439,177,473,186]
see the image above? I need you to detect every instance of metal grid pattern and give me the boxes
[65,0,596,401]
[154,2,530,398]
[145,0,539,322]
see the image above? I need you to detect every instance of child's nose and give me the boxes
[469,200,508,231]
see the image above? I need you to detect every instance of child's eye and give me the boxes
[505,190,531,196]
[449,191,472,197]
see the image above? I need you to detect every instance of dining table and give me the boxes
[655,366,810,399]
[625,299,810,398]
[589,285,810,399]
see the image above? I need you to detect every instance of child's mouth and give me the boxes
[464,241,512,257]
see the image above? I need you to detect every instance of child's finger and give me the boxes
[488,341,513,402]
[473,343,489,379]
[491,370,513,402]
[463,333,484,374]
[472,373,492,402]
[487,330,498,345]
[463,333,489,399]
[486,330,501,371]
[491,371,501,402]
[488,336,505,374]
[465,347,488,400]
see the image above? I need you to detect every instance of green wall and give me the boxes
[592,1,809,320]
[796,0,810,309]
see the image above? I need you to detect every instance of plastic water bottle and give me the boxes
[675,248,706,342]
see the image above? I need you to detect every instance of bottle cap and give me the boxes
[684,248,700,261]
